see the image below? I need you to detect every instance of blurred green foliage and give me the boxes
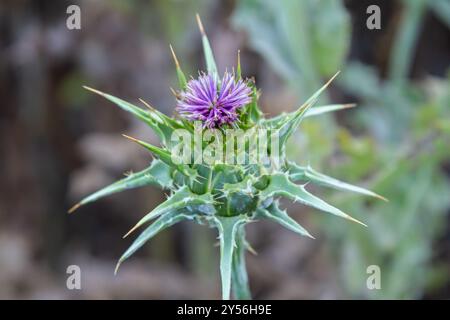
[232,0,350,96]
[233,0,450,298]
[332,69,450,298]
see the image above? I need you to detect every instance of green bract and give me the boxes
[71,15,385,300]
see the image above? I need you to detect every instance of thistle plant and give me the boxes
[70,15,386,300]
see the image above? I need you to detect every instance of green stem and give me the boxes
[231,226,252,300]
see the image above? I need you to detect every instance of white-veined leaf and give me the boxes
[256,201,314,238]
[68,160,173,213]
[260,173,366,226]
[123,186,215,238]
[288,162,387,201]
[115,210,194,273]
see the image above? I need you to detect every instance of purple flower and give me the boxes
[177,72,252,128]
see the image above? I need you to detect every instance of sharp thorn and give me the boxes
[374,193,389,202]
[138,98,155,111]
[196,13,206,36]
[346,214,368,227]
[169,44,181,69]
[82,85,105,96]
[122,134,140,143]
[343,103,357,109]
[114,261,122,275]
[68,202,81,214]
[123,224,139,238]
[169,87,178,97]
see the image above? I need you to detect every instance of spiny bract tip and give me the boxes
[196,13,205,35]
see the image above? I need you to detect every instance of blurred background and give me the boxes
[0,0,449,299]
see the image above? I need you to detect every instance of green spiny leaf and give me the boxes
[264,103,355,128]
[276,72,340,146]
[304,103,355,117]
[123,186,215,238]
[196,14,218,80]
[256,201,314,239]
[169,44,187,89]
[138,98,184,130]
[248,85,263,124]
[288,162,387,201]
[83,85,154,122]
[236,50,242,80]
[68,160,172,213]
[138,98,188,146]
[122,134,172,164]
[260,173,366,227]
[115,210,193,273]
[83,86,180,146]
[143,159,174,189]
[122,134,194,176]
[240,83,262,127]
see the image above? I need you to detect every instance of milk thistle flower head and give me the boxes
[70,14,386,300]
[177,72,252,128]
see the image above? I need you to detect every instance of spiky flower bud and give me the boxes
[70,15,386,300]
[177,72,251,128]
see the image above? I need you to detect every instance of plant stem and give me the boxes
[231,225,252,299]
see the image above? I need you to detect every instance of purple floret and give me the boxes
[177,72,252,128]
